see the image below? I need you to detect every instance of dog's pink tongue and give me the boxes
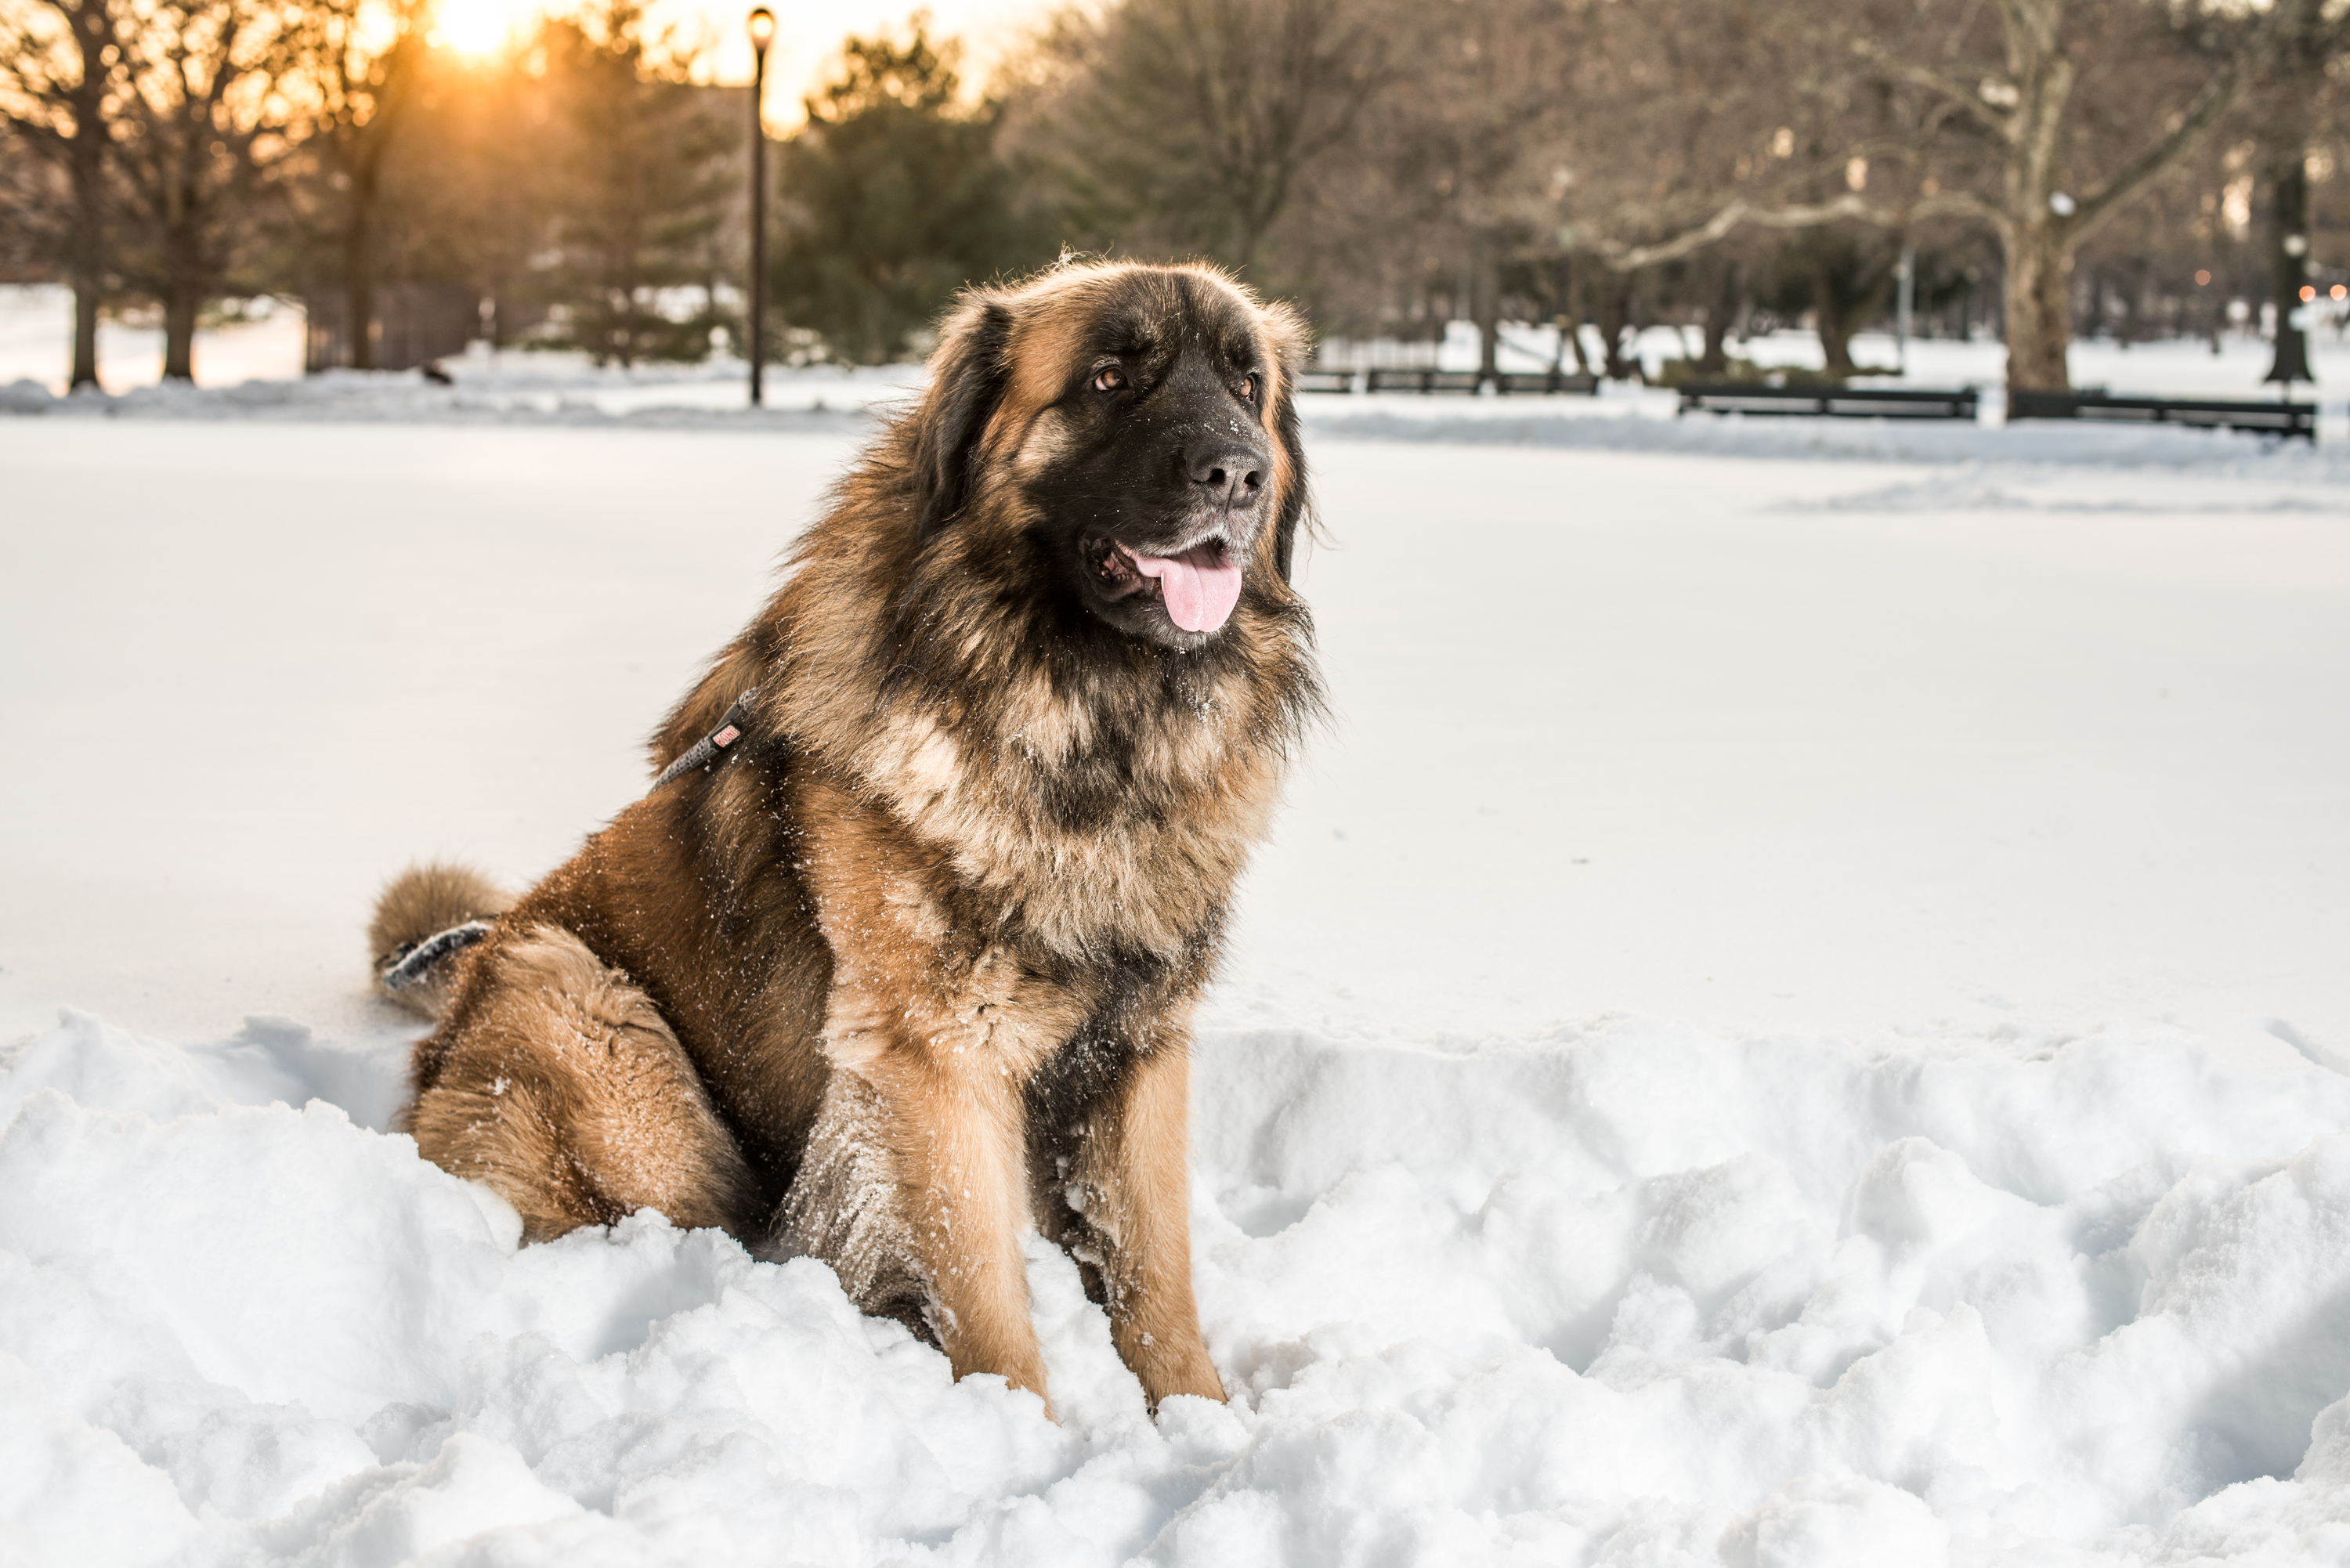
[1131,544,1243,633]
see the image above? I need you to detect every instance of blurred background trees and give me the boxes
[536,2,732,364]
[770,19,1032,365]
[2,0,2341,387]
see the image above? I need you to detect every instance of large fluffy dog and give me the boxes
[371,261,1321,1413]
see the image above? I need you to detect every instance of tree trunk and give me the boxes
[2260,0,2319,385]
[1698,258,1739,373]
[70,282,102,392]
[1470,235,1500,380]
[65,13,110,391]
[1998,14,2077,394]
[2263,151,2313,387]
[345,168,378,371]
[69,158,104,387]
[162,291,199,381]
[1593,273,1638,381]
[2001,221,2073,392]
[1553,257,1591,373]
[1813,255,1856,376]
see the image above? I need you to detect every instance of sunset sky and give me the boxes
[427,0,1052,123]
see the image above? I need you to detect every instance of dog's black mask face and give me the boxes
[1028,280,1273,651]
[911,267,1303,654]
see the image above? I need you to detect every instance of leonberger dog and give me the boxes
[368,260,1321,1414]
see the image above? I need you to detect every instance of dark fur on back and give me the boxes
[390,261,1322,1414]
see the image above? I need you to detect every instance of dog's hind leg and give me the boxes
[400,925,759,1243]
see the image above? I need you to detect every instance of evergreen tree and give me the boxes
[772,20,1043,366]
[538,1,729,365]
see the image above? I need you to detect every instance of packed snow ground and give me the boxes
[2,403,2348,1566]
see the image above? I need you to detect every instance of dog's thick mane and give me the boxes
[652,263,1324,964]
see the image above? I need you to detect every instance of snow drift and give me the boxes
[7,1007,2350,1565]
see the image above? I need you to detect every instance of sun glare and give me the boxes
[432,0,522,56]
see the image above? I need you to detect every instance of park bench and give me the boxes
[1676,381,1980,420]
[1494,370,1600,395]
[2005,390,2316,441]
[1301,367,1601,395]
[1366,367,1485,394]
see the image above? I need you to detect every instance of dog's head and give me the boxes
[905,261,1311,652]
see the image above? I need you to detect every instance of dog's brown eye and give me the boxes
[1093,367,1126,392]
[1236,374,1257,401]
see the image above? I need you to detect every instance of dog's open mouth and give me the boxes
[1097,537,1242,634]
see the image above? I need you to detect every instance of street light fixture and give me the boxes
[747,6,776,407]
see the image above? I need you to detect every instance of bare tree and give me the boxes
[282,0,426,370]
[1012,0,1389,279]
[1564,0,2308,390]
[2254,0,2343,384]
[0,122,66,280]
[108,0,296,379]
[0,0,125,387]
[1531,0,1844,377]
[1889,0,2298,388]
[1383,0,1577,376]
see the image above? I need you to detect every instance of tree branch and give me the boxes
[2067,0,2305,240]
[1564,190,1998,271]
[1849,38,2014,137]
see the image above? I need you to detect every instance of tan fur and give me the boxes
[399,927,755,1241]
[1058,1045,1225,1402]
[384,261,1320,1416]
[368,862,512,1020]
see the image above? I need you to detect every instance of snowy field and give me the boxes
[5,278,2342,419]
[2,381,2348,1565]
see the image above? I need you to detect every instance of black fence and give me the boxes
[2006,390,2316,441]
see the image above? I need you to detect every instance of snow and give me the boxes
[3,380,2348,1564]
[0,286,307,392]
[0,284,921,417]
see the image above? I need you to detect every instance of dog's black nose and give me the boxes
[1188,444,1266,504]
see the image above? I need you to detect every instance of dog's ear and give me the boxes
[909,294,1014,542]
[1261,307,1313,586]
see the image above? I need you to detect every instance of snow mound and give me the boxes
[8,1009,2350,1564]
[1298,400,2348,475]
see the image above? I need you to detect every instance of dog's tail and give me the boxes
[368,862,512,1021]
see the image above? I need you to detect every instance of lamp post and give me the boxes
[747,6,775,407]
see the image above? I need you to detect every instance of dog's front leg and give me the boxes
[783,966,1070,1406]
[1066,1044,1227,1408]
[790,775,1085,1407]
[866,1035,1050,1400]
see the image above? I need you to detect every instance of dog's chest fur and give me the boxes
[779,653,1279,992]
[763,515,1305,983]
